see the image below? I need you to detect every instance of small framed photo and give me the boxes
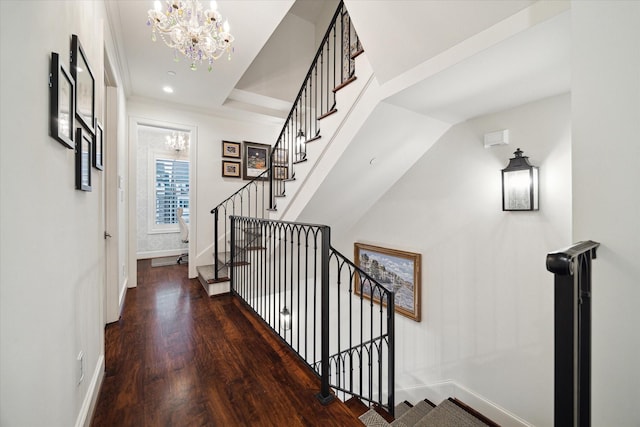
[222,140,241,158]
[222,160,241,178]
[274,165,289,180]
[354,243,422,322]
[76,127,92,191]
[49,52,75,149]
[242,141,270,180]
[71,34,95,135]
[93,119,104,170]
[273,148,288,165]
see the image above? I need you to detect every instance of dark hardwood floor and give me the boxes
[91,260,362,426]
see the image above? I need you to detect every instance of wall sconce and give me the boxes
[280,307,291,331]
[502,148,539,211]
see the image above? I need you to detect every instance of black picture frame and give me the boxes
[222,140,241,159]
[71,34,95,135]
[222,160,241,178]
[49,52,75,149]
[242,141,270,180]
[93,119,104,170]
[76,127,92,191]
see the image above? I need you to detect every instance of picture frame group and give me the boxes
[354,243,422,322]
[49,34,102,191]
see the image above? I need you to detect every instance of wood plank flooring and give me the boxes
[91,260,362,427]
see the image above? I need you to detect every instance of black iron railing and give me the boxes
[210,170,268,280]
[210,0,361,281]
[268,1,361,209]
[546,240,600,427]
[230,216,395,414]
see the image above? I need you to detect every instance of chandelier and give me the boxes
[166,132,189,152]
[147,0,234,71]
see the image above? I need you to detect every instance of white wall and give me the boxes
[335,94,572,426]
[572,2,640,425]
[0,1,123,425]
[127,99,282,278]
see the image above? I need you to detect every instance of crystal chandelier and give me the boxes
[166,132,189,152]
[147,0,234,71]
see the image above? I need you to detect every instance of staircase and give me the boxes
[353,397,499,427]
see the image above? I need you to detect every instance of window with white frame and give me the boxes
[153,157,189,229]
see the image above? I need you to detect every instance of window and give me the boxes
[155,157,189,227]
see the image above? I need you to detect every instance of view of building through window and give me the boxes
[155,157,189,225]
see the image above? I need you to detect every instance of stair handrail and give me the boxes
[546,240,600,427]
[210,0,360,280]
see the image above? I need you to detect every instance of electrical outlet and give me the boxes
[77,351,84,385]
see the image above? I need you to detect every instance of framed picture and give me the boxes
[222,160,241,178]
[75,127,92,191]
[49,52,75,149]
[71,34,95,135]
[354,243,421,322]
[93,119,104,170]
[274,165,288,180]
[222,140,241,158]
[242,141,270,180]
[273,148,288,165]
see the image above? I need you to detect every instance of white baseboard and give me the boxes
[119,278,127,314]
[395,380,533,427]
[75,354,105,427]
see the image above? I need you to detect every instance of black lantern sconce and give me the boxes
[280,306,291,331]
[502,148,539,211]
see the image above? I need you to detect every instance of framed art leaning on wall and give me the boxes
[49,52,75,149]
[71,34,95,136]
[354,243,422,321]
[75,127,92,191]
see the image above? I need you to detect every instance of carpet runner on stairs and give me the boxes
[359,398,495,427]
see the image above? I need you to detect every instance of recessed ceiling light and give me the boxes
[163,86,174,94]
[167,71,176,77]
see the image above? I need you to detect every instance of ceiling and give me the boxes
[106,0,571,126]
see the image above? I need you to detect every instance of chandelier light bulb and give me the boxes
[223,19,230,33]
[154,0,162,12]
[210,1,218,11]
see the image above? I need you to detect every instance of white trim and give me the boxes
[75,355,105,427]
[137,249,186,259]
[395,380,534,427]
[119,278,128,314]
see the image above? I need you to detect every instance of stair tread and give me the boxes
[359,409,391,427]
[394,401,413,419]
[391,400,434,427]
[318,108,337,120]
[196,264,229,284]
[345,396,369,418]
[414,399,490,427]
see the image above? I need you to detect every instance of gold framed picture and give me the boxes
[354,243,421,321]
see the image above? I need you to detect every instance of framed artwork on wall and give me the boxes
[93,119,104,170]
[71,34,95,135]
[49,52,75,149]
[242,141,270,180]
[354,243,422,322]
[222,160,241,178]
[76,127,92,191]
[222,140,241,158]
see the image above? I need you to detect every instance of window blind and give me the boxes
[155,158,189,225]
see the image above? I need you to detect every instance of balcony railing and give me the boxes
[230,216,395,413]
